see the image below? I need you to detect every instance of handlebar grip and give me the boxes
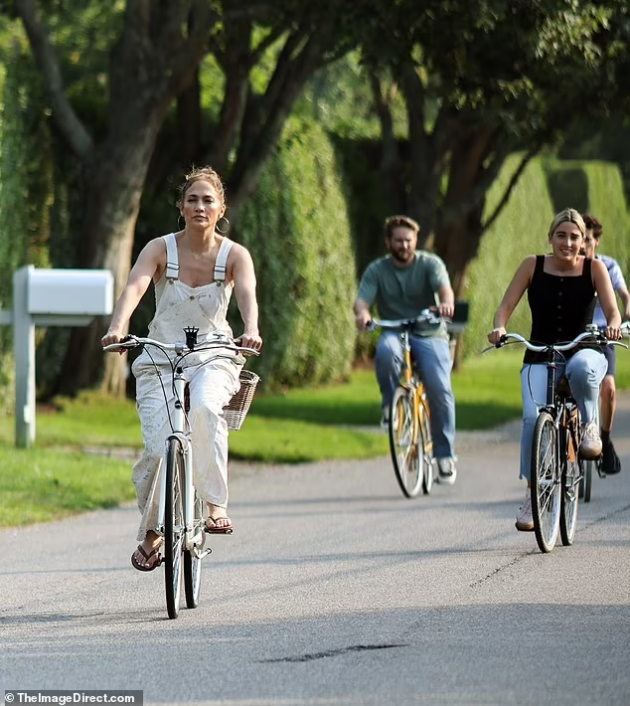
[495,334,507,349]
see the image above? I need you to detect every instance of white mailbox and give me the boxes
[27,268,113,323]
[0,265,115,447]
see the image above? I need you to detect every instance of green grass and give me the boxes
[0,446,135,526]
[251,347,527,430]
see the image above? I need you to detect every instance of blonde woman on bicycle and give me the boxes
[488,209,620,532]
[101,167,262,571]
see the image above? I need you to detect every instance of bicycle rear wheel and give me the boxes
[184,490,205,609]
[164,437,185,619]
[531,412,561,553]
[389,386,423,498]
[560,423,579,546]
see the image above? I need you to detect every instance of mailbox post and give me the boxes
[3,266,113,448]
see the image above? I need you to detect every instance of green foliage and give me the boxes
[235,118,357,390]
[463,155,556,353]
[543,157,630,276]
[584,161,630,275]
[0,44,53,411]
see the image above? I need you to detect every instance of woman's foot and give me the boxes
[131,531,162,571]
[205,504,233,533]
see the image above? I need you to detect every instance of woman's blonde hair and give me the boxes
[548,208,585,238]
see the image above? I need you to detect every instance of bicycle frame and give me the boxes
[369,312,441,463]
[156,366,208,559]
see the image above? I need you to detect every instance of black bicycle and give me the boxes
[490,325,627,553]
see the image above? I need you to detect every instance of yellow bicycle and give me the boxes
[370,308,466,498]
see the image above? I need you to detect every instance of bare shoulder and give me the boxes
[590,257,607,275]
[227,240,254,266]
[141,236,168,260]
[513,255,536,280]
[132,236,168,282]
[520,254,537,269]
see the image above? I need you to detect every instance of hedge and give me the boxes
[233,118,357,391]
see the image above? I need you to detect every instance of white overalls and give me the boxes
[130,233,243,542]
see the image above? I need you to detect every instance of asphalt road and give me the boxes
[2,397,630,706]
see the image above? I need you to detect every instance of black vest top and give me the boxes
[524,255,597,364]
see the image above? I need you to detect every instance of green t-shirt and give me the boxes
[357,251,451,338]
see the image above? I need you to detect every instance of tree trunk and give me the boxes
[434,124,497,297]
[367,68,405,215]
[398,64,453,247]
[55,115,166,397]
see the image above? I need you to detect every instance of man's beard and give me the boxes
[391,250,413,264]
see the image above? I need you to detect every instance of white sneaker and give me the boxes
[436,457,457,485]
[515,492,534,532]
[580,422,602,459]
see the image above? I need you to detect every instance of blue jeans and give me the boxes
[375,332,456,459]
[520,349,607,481]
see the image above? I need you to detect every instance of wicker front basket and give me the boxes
[224,369,260,431]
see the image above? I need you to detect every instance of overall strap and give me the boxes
[163,233,179,281]
[214,238,234,284]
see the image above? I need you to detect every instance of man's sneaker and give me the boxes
[579,422,602,459]
[380,406,390,430]
[515,492,534,532]
[436,457,457,485]
[602,438,622,475]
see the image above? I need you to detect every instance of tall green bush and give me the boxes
[234,118,356,391]
[0,50,49,413]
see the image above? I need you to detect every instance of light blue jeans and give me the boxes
[520,349,607,480]
[375,332,456,459]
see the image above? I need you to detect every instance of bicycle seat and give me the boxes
[556,375,572,398]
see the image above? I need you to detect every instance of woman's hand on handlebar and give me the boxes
[488,327,506,345]
[604,325,622,341]
[235,330,263,353]
[101,329,128,354]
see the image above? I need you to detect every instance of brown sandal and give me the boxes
[131,544,162,572]
[205,516,233,534]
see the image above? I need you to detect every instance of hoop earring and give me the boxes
[216,216,230,234]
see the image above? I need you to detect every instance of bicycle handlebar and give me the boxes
[367,308,445,332]
[484,322,630,355]
[103,331,260,357]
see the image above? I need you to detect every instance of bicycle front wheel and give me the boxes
[531,412,561,553]
[419,395,433,495]
[164,437,185,619]
[389,386,423,498]
[184,490,205,609]
[579,459,594,503]
[560,424,580,546]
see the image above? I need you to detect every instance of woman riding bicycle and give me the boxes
[101,166,262,571]
[487,208,620,532]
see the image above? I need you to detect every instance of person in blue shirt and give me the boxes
[582,214,630,475]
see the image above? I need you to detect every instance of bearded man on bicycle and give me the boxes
[353,215,458,485]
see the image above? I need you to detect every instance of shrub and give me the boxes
[234,118,356,391]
